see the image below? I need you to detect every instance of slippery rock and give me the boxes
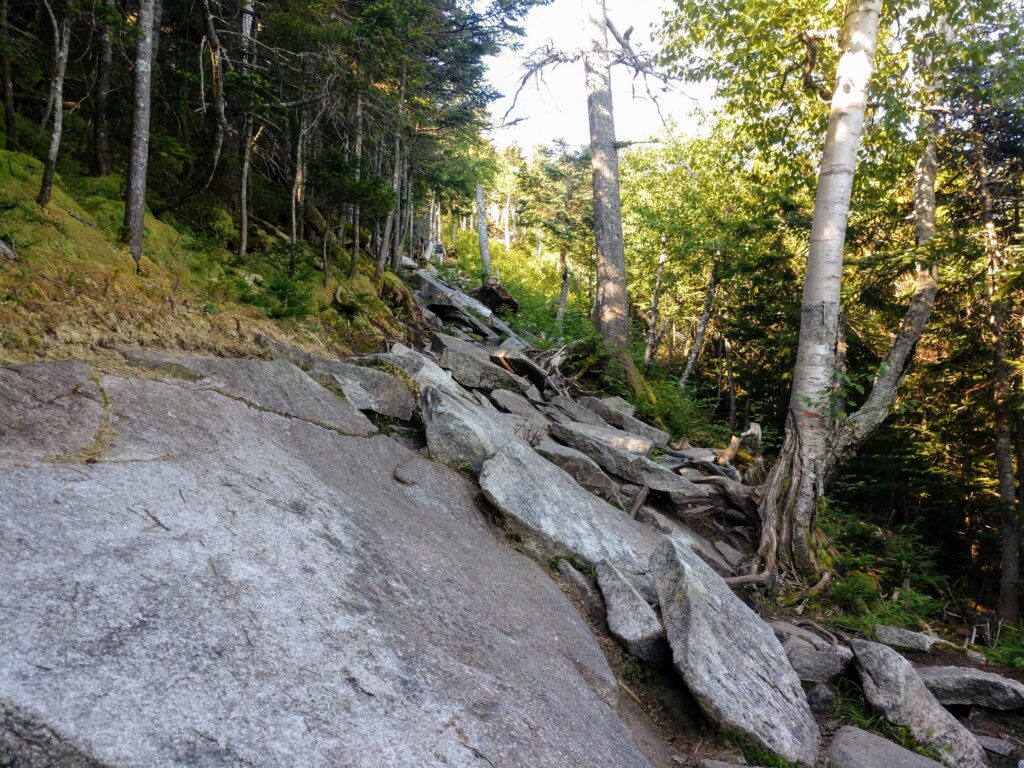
[0,360,650,768]
[916,665,1024,710]
[480,441,661,580]
[875,625,950,653]
[852,640,987,768]
[420,386,513,470]
[551,422,708,505]
[651,538,819,767]
[577,396,669,447]
[430,332,531,393]
[827,726,944,768]
[597,561,668,667]
[118,348,376,436]
[535,438,621,504]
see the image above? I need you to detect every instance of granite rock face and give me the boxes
[420,386,514,470]
[874,625,949,653]
[597,561,668,666]
[916,665,1024,710]
[0,359,651,768]
[430,332,532,393]
[651,538,819,767]
[852,640,987,768]
[577,396,669,447]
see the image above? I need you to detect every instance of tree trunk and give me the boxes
[123,0,160,266]
[1,0,14,150]
[644,239,668,367]
[91,0,114,176]
[503,194,511,251]
[725,337,736,431]
[582,0,645,395]
[237,0,255,262]
[36,2,70,208]
[556,248,570,334]
[755,0,882,579]
[350,90,363,278]
[290,112,304,245]
[200,0,227,189]
[975,110,1019,624]
[680,259,718,389]
[476,184,491,277]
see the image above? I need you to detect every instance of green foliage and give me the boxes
[636,379,729,446]
[834,678,941,760]
[986,626,1024,669]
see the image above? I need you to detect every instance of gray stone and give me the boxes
[827,726,944,768]
[875,625,950,653]
[601,395,636,417]
[651,538,819,767]
[430,332,531,393]
[974,734,1014,756]
[550,420,653,456]
[597,562,668,667]
[118,348,376,436]
[783,636,854,683]
[0,360,105,459]
[548,395,610,428]
[916,665,1024,710]
[257,336,415,421]
[488,347,550,393]
[490,388,550,427]
[551,422,708,505]
[535,438,621,504]
[807,682,837,717]
[480,440,662,579]
[577,396,669,447]
[852,639,987,768]
[490,411,549,446]
[634,507,734,577]
[420,386,514,470]
[557,559,606,626]
[700,761,768,768]
[366,342,466,400]
[0,361,650,768]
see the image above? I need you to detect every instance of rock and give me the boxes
[118,348,376,437]
[557,559,606,626]
[916,665,1024,710]
[420,386,514,470]
[535,438,621,504]
[430,332,531,393]
[974,734,1015,756]
[477,276,519,313]
[550,422,708,505]
[490,388,550,428]
[480,441,661,580]
[400,254,417,268]
[875,625,950,653]
[550,420,653,457]
[597,562,669,667]
[783,636,854,683]
[806,682,837,717]
[0,360,105,459]
[491,411,549,445]
[257,336,415,421]
[700,761,768,768]
[365,342,466,400]
[852,639,987,768]
[488,347,550,394]
[634,507,734,577]
[577,396,669,447]
[601,395,635,417]
[548,394,610,427]
[827,726,944,768]
[651,538,819,767]
[0,361,650,767]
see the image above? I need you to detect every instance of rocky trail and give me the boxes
[2,268,1023,767]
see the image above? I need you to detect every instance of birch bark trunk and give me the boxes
[36,1,69,207]
[476,184,491,277]
[123,0,160,266]
[644,240,668,367]
[1,0,14,150]
[237,0,255,261]
[680,258,718,390]
[556,248,570,334]
[349,90,363,277]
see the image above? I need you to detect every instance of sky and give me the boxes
[484,0,716,151]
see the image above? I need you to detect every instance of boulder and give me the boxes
[535,438,621,505]
[257,336,415,421]
[700,761,767,768]
[875,625,950,653]
[548,394,610,428]
[420,386,514,470]
[479,441,662,581]
[364,342,466,400]
[430,332,531,393]
[651,538,819,767]
[551,422,708,505]
[118,348,376,437]
[634,507,734,577]
[476,276,519,314]
[490,389,550,428]
[0,360,650,768]
[597,562,668,667]
[916,665,1024,710]
[601,395,636,417]
[827,726,944,768]
[557,559,606,626]
[488,347,550,394]
[577,396,669,447]
[782,636,853,683]
[851,640,987,768]
[806,682,837,717]
[550,420,653,457]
